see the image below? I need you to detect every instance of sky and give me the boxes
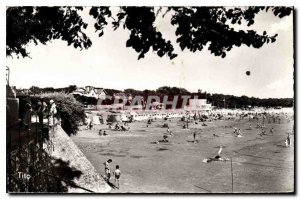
[6,7,294,99]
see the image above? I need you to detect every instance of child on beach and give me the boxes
[167,127,173,136]
[113,165,121,189]
[270,127,274,135]
[103,131,108,136]
[104,159,112,182]
[86,117,91,130]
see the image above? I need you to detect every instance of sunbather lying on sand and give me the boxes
[202,146,230,163]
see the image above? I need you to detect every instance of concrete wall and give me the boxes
[44,125,111,193]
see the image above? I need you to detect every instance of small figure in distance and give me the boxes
[270,127,274,135]
[167,127,173,136]
[285,133,291,147]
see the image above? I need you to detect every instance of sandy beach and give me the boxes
[71,114,294,193]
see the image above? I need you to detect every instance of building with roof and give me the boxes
[72,86,107,99]
[186,99,212,112]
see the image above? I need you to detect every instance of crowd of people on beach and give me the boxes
[82,108,293,189]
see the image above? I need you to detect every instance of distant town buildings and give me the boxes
[73,86,107,99]
[186,99,212,111]
[113,92,127,99]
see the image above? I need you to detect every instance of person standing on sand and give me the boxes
[167,127,172,136]
[104,159,112,182]
[48,99,57,127]
[270,127,274,135]
[285,133,291,147]
[113,165,121,189]
[86,117,94,130]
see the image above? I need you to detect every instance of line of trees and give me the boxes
[23,86,292,108]
[16,85,77,95]
[7,7,292,60]
[122,86,293,108]
[17,85,293,108]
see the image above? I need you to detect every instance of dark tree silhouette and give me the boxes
[66,85,77,93]
[7,7,92,58]
[156,86,190,95]
[7,6,292,59]
[20,85,293,108]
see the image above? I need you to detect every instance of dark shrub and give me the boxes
[38,92,85,136]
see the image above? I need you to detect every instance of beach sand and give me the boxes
[71,116,294,193]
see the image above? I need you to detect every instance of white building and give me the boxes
[72,86,107,99]
[186,99,212,111]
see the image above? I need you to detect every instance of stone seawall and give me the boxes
[44,125,111,193]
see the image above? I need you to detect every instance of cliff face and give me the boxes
[45,125,111,193]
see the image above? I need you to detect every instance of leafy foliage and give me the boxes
[89,7,111,37]
[124,88,143,96]
[38,92,85,136]
[167,7,292,57]
[7,7,92,58]
[156,86,190,95]
[122,86,293,108]
[17,85,293,108]
[6,6,292,59]
[29,85,293,108]
[16,85,78,96]
[73,94,98,105]
[104,88,122,96]
[122,7,177,60]
[199,93,293,108]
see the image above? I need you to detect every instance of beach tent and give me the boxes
[121,114,130,122]
[92,115,101,125]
